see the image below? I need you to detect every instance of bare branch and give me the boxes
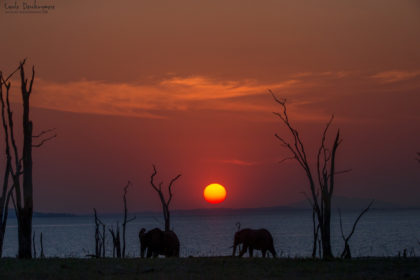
[274,134,305,168]
[167,174,181,206]
[28,66,35,94]
[32,128,56,138]
[345,200,374,242]
[150,165,159,192]
[338,208,346,241]
[278,156,296,164]
[32,134,57,148]
[317,115,334,189]
[328,130,341,196]
[334,169,352,176]
[0,62,22,84]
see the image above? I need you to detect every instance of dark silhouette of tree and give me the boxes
[271,90,349,259]
[109,223,121,258]
[39,232,45,259]
[92,208,106,258]
[121,181,135,258]
[0,68,17,257]
[91,182,135,258]
[32,232,36,258]
[109,181,135,258]
[0,60,55,258]
[150,165,181,232]
[31,231,45,259]
[311,205,321,258]
[339,200,374,259]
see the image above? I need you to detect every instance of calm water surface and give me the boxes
[3,209,420,258]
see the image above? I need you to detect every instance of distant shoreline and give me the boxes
[6,196,419,217]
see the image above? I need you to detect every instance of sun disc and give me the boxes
[204,183,227,204]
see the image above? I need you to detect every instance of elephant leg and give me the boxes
[262,250,267,258]
[249,247,254,258]
[146,248,152,258]
[239,245,248,257]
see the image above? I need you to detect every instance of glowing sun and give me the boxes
[203,183,227,204]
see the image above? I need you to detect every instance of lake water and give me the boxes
[2,209,420,258]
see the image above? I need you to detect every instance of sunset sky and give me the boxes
[1,0,419,213]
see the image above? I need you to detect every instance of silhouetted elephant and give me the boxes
[232,228,277,258]
[139,228,180,258]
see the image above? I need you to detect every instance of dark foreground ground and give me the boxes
[0,257,419,280]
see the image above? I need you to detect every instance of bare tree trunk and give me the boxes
[311,209,320,258]
[32,232,36,258]
[93,208,106,258]
[0,69,19,258]
[109,224,121,258]
[122,181,135,258]
[102,224,105,258]
[321,196,333,259]
[40,232,45,258]
[122,185,128,258]
[15,61,35,259]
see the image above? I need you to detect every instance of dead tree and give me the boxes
[0,60,55,258]
[0,70,15,258]
[122,181,135,258]
[32,232,36,258]
[311,206,321,258]
[109,223,121,258]
[302,193,321,258]
[271,91,349,259]
[93,208,106,258]
[39,232,45,258]
[339,200,374,259]
[150,165,181,232]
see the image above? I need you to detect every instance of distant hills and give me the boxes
[171,196,407,216]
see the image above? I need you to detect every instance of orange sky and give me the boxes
[1,0,419,213]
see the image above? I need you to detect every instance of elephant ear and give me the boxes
[139,228,146,236]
